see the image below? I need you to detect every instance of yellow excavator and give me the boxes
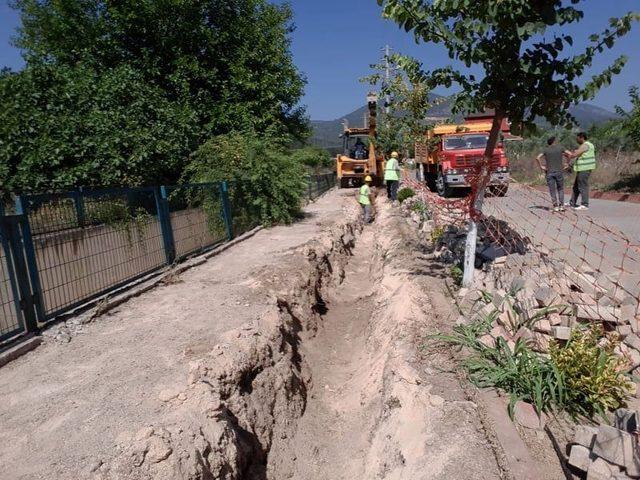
[336,92,384,188]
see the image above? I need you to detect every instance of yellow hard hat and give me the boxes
[364,175,373,182]
[391,151,399,158]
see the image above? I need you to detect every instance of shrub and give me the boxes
[437,316,632,419]
[185,132,308,226]
[550,325,632,418]
[450,265,463,287]
[397,187,415,203]
[430,225,445,244]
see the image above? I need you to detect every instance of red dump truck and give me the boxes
[415,113,512,197]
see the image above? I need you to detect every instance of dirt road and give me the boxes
[0,188,506,480]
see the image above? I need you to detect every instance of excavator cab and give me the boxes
[336,93,384,188]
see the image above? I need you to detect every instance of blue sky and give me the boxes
[1,0,639,120]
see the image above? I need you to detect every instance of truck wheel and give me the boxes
[426,173,437,192]
[436,172,453,198]
[490,185,508,197]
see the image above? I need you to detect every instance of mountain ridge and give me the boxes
[309,98,619,151]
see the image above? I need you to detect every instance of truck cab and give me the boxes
[416,114,511,197]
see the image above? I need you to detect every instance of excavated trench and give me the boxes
[102,198,503,480]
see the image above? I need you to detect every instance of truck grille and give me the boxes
[455,155,501,168]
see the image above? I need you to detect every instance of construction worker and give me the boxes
[357,175,374,223]
[565,132,596,211]
[385,151,401,201]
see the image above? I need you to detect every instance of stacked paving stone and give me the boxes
[569,410,640,479]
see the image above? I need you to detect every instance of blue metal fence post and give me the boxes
[5,217,39,333]
[14,196,46,323]
[220,181,234,241]
[72,187,86,227]
[154,186,176,265]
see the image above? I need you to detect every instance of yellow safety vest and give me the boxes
[358,184,371,205]
[574,141,596,172]
[384,158,399,181]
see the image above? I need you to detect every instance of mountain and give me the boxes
[309,98,618,151]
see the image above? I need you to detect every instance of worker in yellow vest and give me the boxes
[384,151,401,201]
[357,176,374,223]
[565,132,596,211]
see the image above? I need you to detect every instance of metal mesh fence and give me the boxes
[0,237,21,340]
[403,169,640,326]
[0,173,337,345]
[19,188,166,318]
[306,173,337,201]
[165,183,229,260]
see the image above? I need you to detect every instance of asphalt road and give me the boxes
[586,198,640,245]
[483,184,640,300]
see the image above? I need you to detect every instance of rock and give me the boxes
[568,444,592,472]
[513,401,545,430]
[552,326,572,341]
[430,395,445,407]
[587,457,617,480]
[135,427,155,441]
[88,460,103,473]
[158,388,181,402]
[146,436,172,464]
[613,409,639,434]
[457,288,470,298]
[573,425,598,449]
[592,425,640,472]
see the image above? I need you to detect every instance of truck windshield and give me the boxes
[444,135,489,150]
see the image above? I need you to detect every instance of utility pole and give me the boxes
[384,44,391,115]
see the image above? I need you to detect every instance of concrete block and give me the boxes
[618,325,632,339]
[624,334,640,352]
[569,292,599,305]
[573,425,598,449]
[514,401,545,430]
[587,457,618,480]
[569,444,592,472]
[497,310,517,330]
[576,304,622,324]
[552,326,572,341]
[490,325,510,341]
[614,409,639,434]
[0,335,43,369]
[531,332,551,353]
[622,304,639,323]
[549,313,563,326]
[535,287,559,307]
[592,425,640,471]
[478,334,495,349]
[533,319,552,334]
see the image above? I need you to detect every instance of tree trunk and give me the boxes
[462,111,505,287]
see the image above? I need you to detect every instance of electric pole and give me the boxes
[384,44,391,115]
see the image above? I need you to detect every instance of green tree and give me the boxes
[379,0,639,284]
[362,54,438,156]
[185,132,308,225]
[289,146,334,171]
[617,86,640,150]
[0,64,197,193]
[1,0,308,194]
